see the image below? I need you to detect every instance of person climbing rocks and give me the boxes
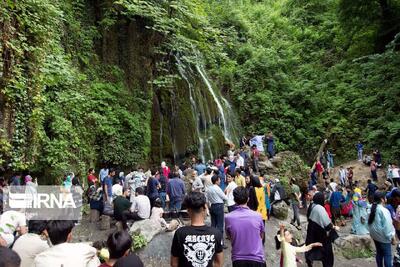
[356,141,363,161]
[265,131,275,159]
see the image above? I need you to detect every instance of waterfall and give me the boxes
[196,65,235,143]
[174,56,238,162]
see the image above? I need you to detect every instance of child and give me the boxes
[275,224,322,267]
[150,198,168,229]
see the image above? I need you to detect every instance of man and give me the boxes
[225,187,265,267]
[194,159,207,175]
[146,170,160,208]
[207,175,228,240]
[251,144,260,173]
[191,171,204,192]
[167,172,186,212]
[289,178,302,230]
[328,178,338,192]
[0,210,27,247]
[34,220,100,266]
[356,141,363,161]
[338,166,347,186]
[236,152,244,170]
[103,168,115,203]
[234,169,246,188]
[365,179,378,203]
[0,246,21,267]
[170,192,223,267]
[330,187,345,226]
[99,165,109,184]
[224,174,237,212]
[13,220,49,267]
[265,131,275,159]
[113,188,136,229]
[130,187,151,221]
[371,159,378,181]
[201,168,214,190]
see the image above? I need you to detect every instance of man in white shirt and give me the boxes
[224,174,237,212]
[13,220,49,267]
[34,220,99,267]
[338,166,347,186]
[131,187,151,219]
[328,178,338,192]
[0,210,27,247]
[236,153,244,170]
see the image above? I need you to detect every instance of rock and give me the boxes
[272,201,289,220]
[99,215,111,230]
[335,234,373,251]
[130,219,163,243]
[258,159,274,170]
[90,209,100,223]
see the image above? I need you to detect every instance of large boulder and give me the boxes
[258,158,274,171]
[335,234,373,250]
[130,219,163,243]
[272,201,289,220]
[266,151,310,193]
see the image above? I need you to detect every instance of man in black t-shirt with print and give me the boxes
[171,192,223,267]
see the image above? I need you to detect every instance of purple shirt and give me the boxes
[225,206,265,263]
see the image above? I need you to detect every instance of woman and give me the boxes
[253,176,268,222]
[305,192,339,267]
[368,191,395,267]
[351,191,370,235]
[245,175,258,211]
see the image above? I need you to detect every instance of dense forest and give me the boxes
[1,0,399,182]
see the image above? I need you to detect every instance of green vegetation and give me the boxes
[1,0,399,181]
[342,247,374,259]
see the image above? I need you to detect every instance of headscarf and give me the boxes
[25,175,33,184]
[307,192,325,219]
[308,192,331,229]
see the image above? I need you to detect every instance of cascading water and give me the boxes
[175,55,238,162]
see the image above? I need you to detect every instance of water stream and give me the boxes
[175,56,237,162]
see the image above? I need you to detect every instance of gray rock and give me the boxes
[335,234,373,251]
[258,159,274,170]
[272,201,289,220]
[129,219,163,243]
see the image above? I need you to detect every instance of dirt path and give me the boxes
[331,160,386,188]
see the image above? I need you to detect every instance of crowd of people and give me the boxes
[0,136,399,267]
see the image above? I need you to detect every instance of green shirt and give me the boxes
[291,184,300,205]
[113,196,131,219]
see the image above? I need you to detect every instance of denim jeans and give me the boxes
[210,203,224,235]
[358,149,363,161]
[169,198,182,212]
[373,240,392,267]
[291,203,300,226]
[159,192,167,209]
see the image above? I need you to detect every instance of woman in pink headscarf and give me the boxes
[161,161,170,179]
[24,175,37,198]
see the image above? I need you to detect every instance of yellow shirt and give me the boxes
[255,187,267,220]
[235,175,246,187]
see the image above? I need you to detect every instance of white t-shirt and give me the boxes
[236,156,244,169]
[0,210,26,234]
[132,195,151,219]
[250,135,265,152]
[225,182,238,206]
[13,233,49,267]
[329,182,338,192]
[393,168,400,179]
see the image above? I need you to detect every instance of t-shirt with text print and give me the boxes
[171,225,223,267]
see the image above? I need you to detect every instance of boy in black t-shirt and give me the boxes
[171,192,223,267]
